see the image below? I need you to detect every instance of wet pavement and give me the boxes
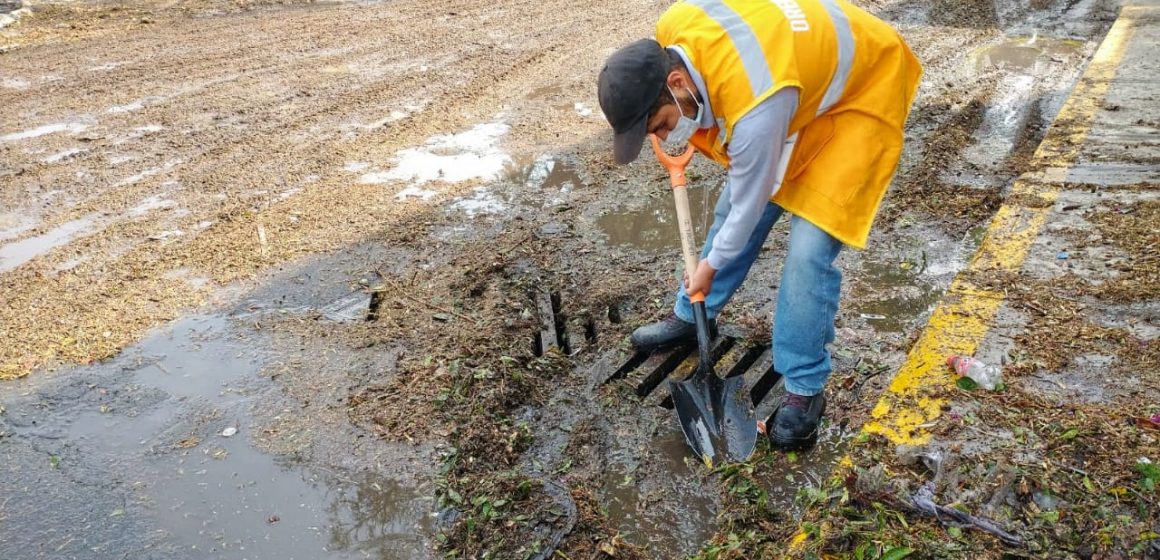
[0,313,432,560]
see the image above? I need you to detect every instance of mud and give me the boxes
[0,0,1121,556]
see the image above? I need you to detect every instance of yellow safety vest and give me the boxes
[657,0,922,249]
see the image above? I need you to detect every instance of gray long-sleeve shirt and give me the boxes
[669,46,800,270]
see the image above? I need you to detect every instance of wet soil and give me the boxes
[0,0,1121,557]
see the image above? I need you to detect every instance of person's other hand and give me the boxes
[686,261,716,300]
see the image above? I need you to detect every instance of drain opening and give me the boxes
[532,332,545,357]
[749,365,784,407]
[551,291,571,354]
[605,350,650,384]
[583,317,597,344]
[366,289,385,322]
[634,344,696,398]
[657,337,738,409]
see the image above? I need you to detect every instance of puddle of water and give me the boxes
[515,155,580,190]
[0,215,99,272]
[129,194,177,217]
[947,35,1086,187]
[320,290,372,322]
[854,261,942,333]
[3,315,434,559]
[758,422,852,516]
[603,429,716,552]
[975,35,1082,73]
[89,61,127,71]
[0,212,38,241]
[116,159,181,187]
[604,421,853,556]
[371,121,512,185]
[394,185,438,200]
[2,77,30,89]
[108,99,146,113]
[449,186,507,216]
[596,188,713,252]
[1,121,89,142]
[43,147,88,163]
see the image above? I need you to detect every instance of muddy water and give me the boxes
[975,35,1084,73]
[0,315,432,560]
[854,260,943,333]
[603,428,717,551]
[952,35,1086,188]
[757,423,853,514]
[596,186,714,252]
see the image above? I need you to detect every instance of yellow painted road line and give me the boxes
[791,7,1139,553]
[864,3,1135,449]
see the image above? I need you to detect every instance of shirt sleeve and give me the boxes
[705,88,800,271]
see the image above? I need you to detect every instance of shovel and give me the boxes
[649,135,758,467]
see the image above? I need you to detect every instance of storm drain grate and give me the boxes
[605,338,784,410]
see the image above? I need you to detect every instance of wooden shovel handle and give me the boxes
[649,135,704,304]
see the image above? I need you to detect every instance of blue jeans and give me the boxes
[673,185,844,397]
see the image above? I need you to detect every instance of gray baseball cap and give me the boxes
[598,39,669,164]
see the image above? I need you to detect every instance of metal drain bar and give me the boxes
[605,337,785,411]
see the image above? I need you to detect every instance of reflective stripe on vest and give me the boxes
[816,0,854,115]
[684,0,855,118]
[687,0,774,97]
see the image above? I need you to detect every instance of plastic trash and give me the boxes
[946,355,1002,390]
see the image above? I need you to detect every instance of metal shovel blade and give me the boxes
[711,372,758,462]
[669,368,719,468]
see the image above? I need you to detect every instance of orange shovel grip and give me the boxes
[649,135,694,189]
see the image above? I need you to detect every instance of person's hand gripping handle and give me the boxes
[648,135,702,303]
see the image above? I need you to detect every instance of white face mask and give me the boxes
[663,86,703,148]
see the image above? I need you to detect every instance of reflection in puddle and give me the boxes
[0,215,99,272]
[0,212,38,241]
[603,429,715,552]
[854,261,941,333]
[975,35,1082,72]
[0,121,89,142]
[449,186,507,216]
[597,188,713,252]
[2,315,432,560]
[374,121,512,185]
[135,317,431,559]
[757,422,851,517]
[513,155,581,204]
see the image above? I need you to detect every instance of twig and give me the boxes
[500,232,533,255]
[911,484,1026,548]
[1053,461,1088,478]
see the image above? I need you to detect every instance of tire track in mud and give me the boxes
[0,0,666,378]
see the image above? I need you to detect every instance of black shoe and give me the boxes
[629,313,717,352]
[767,392,826,451]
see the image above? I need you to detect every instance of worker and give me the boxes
[597,0,921,450]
